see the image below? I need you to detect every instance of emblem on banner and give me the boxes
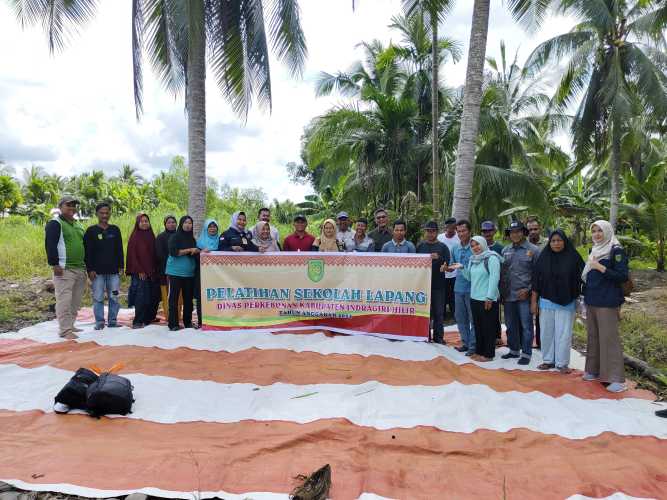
[307,259,325,282]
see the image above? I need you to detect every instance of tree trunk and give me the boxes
[187,1,207,234]
[658,237,665,272]
[431,17,440,217]
[609,118,621,229]
[451,0,490,220]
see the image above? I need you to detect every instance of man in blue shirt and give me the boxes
[449,220,475,355]
[381,220,416,253]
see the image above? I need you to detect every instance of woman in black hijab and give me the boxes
[155,215,178,321]
[531,229,585,373]
[165,216,199,330]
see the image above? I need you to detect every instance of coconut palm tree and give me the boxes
[390,11,461,207]
[451,0,554,219]
[526,0,667,228]
[9,0,307,231]
[401,0,455,216]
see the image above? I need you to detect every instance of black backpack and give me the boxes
[86,372,134,417]
[54,368,99,411]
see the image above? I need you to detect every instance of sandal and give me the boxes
[558,366,572,374]
[537,363,555,370]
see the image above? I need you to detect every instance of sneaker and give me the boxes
[606,382,627,393]
[72,327,84,333]
[582,373,599,381]
[501,353,519,360]
[53,402,70,414]
[455,346,468,352]
[517,357,530,366]
[94,324,104,331]
[107,323,121,328]
[58,331,78,340]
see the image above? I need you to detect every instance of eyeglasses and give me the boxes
[376,215,387,219]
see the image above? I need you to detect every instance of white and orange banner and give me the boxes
[200,252,432,340]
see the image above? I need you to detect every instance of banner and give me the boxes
[200,252,432,341]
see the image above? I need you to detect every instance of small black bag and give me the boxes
[54,368,99,410]
[85,372,134,417]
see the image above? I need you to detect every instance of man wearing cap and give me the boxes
[437,217,459,319]
[45,196,87,339]
[417,221,450,344]
[283,215,316,252]
[500,221,540,365]
[481,221,504,254]
[336,212,354,243]
[368,208,393,251]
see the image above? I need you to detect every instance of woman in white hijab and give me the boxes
[253,221,280,253]
[582,220,629,393]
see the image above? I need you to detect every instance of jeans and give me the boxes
[91,274,120,327]
[539,307,575,368]
[505,300,534,358]
[430,288,445,343]
[454,292,475,353]
[130,274,159,326]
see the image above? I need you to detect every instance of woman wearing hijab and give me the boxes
[155,215,179,321]
[193,219,219,328]
[126,214,159,329]
[312,219,345,252]
[531,230,585,373]
[166,215,199,331]
[453,236,502,362]
[218,212,258,252]
[253,221,281,252]
[581,220,629,393]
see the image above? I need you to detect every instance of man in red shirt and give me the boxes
[283,215,316,251]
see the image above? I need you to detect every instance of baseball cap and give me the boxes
[444,217,456,225]
[293,214,307,222]
[422,220,438,230]
[508,221,527,232]
[337,211,349,219]
[58,195,79,207]
[481,220,496,231]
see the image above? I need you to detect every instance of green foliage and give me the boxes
[0,175,22,211]
[620,309,667,370]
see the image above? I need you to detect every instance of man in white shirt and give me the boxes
[336,211,354,243]
[252,207,280,242]
[437,217,459,319]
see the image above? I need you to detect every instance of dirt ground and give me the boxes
[624,269,667,330]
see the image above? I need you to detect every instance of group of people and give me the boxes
[45,197,630,393]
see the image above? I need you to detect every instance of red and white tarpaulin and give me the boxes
[0,309,666,499]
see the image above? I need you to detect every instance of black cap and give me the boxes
[444,217,456,225]
[293,214,307,222]
[422,220,438,230]
[508,220,528,234]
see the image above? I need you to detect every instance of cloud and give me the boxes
[0,0,577,202]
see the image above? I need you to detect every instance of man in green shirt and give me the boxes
[45,196,87,339]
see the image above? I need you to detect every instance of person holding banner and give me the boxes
[194,219,220,328]
[416,221,450,344]
[218,212,258,252]
[166,216,199,331]
[381,220,416,253]
[449,220,475,355]
[283,215,316,251]
[253,221,281,252]
[313,219,345,252]
[454,236,503,362]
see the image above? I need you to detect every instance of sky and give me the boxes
[0,0,576,204]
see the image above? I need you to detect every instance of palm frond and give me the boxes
[267,0,307,78]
